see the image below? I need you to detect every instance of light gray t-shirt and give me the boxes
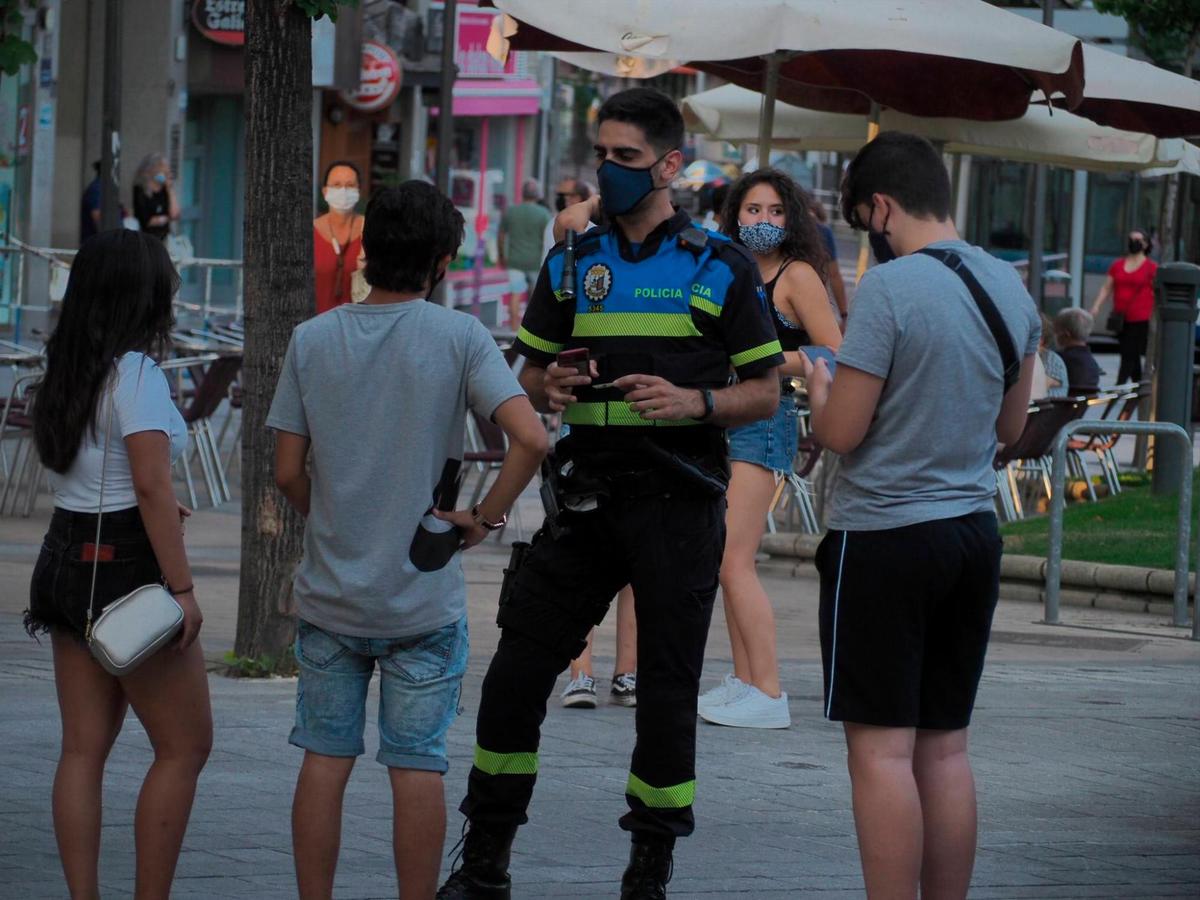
[267,301,524,638]
[828,240,1040,531]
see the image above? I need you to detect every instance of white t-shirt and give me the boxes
[49,352,188,512]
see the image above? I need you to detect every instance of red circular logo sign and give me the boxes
[191,0,245,47]
[340,42,403,113]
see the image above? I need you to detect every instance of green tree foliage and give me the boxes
[292,0,358,23]
[0,1,36,77]
[1094,0,1200,76]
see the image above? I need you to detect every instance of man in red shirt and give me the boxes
[1089,229,1157,385]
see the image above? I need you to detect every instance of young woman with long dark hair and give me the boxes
[26,229,211,899]
[699,168,842,729]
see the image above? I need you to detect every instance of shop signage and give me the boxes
[456,8,517,78]
[340,41,403,113]
[192,0,245,47]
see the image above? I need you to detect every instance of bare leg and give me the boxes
[292,752,356,900]
[390,769,446,900]
[723,592,749,683]
[844,723,921,900]
[718,461,782,697]
[568,629,594,679]
[913,728,977,900]
[120,639,213,900]
[613,585,637,675]
[50,633,128,900]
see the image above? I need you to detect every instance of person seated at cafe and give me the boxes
[1053,308,1102,396]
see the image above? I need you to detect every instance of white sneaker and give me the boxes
[697,674,745,712]
[561,674,597,709]
[699,685,790,729]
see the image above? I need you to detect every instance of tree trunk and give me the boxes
[236,0,313,668]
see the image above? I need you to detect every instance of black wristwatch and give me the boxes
[696,388,716,421]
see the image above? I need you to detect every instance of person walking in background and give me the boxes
[810,198,849,321]
[699,169,841,730]
[560,585,638,709]
[806,131,1039,900]
[80,161,102,245]
[541,178,595,258]
[1054,308,1103,396]
[1089,228,1157,385]
[132,153,181,241]
[269,180,547,900]
[313,160,364,316]
[499,179,553,328]
[26,229,212,900]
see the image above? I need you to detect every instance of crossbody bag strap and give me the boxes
[917,247,1020,394]
[85,370,116,642]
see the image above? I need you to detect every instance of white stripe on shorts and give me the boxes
[825,532,848,720]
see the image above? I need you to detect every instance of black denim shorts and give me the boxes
[26,506,164,643]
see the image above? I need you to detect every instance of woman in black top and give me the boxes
[698,168,842,730]
[133,153,180,240]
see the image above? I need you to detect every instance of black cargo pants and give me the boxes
[460,479,726,841]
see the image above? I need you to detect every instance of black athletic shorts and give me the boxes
[816,511,1002,731]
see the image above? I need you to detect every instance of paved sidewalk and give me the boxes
[1,502,1198,899]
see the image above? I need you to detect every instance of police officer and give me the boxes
[437,88,784,900]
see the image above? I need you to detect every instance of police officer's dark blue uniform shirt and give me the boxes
[513,209,785,460]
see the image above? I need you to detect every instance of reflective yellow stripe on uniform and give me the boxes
[689,295,723,318]
[516,326,565,355]
[572,312,702,339]
[473,744,538,776]
[625,773,696,809]
[730,339,784,368]
[563,401,700,427]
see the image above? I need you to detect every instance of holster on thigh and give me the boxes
[496,562,608,661]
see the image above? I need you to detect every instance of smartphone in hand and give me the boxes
[556,347,590,376]
[800,345,837,377]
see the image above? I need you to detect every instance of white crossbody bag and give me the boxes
[85,376,184,676]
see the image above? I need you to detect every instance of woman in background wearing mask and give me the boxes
[314,160,364,315]
[700,168,841,730]
[133,153,181,241]
[1089,228,1158,385]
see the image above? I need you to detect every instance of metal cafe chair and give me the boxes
[0,374,45,517]
[993,397,1089,521]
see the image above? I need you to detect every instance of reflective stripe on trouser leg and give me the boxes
[619,494,724,840]
[460,632,563,828]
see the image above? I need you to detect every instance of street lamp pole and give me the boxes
[435,0,458,194]
[1027,0,1054,310]
[99,0,122,230]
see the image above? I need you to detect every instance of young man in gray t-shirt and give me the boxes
[268,181,547,899]
[802,132,1038,900]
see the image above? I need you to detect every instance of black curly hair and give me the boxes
[363,181,465,294]
[721,168,828,282]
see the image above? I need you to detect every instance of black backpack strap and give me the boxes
[917,247,1021,393]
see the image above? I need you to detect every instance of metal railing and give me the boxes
[1044,420,1196,640]
[0,238,243,341]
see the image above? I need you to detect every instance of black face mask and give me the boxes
[1128,238,1145,255]
[867,206,897,264]
[555,193,568,212]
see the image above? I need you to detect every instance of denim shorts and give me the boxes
[290,616,469,773]
[728,393,799,475]
[26,506,163,643]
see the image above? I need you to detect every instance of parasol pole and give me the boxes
[756,53,782,166]
[854,102,883,282]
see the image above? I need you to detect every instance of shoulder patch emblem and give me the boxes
[583,263,613,303]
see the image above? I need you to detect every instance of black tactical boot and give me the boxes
[435,822,517,899]
[619,838,674,900]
